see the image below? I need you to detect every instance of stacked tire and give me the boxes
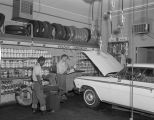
[28,20,92,42]
[4,18,93,43]
[5,25,29,36]
[0,13,5,32]
[27,20,51,38]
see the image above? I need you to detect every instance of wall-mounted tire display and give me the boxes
[0,13,5,28]
[3,18,96,44]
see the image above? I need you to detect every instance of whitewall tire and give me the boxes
[83,87,100,109]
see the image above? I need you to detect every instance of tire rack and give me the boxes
[0,35,98,105]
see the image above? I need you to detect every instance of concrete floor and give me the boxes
[0,93,153,120]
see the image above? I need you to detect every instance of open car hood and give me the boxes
[82,51,124,76]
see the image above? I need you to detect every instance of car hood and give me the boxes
[82,50,124,76]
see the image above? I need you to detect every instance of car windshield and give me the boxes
[117,66,154,83]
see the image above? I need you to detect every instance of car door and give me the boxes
[109,78,131,107]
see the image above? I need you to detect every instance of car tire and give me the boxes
[83,87,100,109]
[5,25,28,36]
[15,87,32,106]
[28,20,40,37]
[0,13,5,28]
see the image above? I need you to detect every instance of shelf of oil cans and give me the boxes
[107,41,129,62]
[0,45,98,104]
[76,52,99,75]
[0,78,27,104]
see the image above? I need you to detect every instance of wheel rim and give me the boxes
[16,88,32,106]
[84,89,96,106]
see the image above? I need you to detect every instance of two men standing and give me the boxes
[31,54,71,114]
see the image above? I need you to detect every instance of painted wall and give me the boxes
[0,0,154,63]
[0,0,90,27]
[137,48,147,63]
[103,0,154,63]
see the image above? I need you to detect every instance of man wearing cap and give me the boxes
[32,56,46,114]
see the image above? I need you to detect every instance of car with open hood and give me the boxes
[74,50,154,114]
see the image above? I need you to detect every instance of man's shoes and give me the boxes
[61,94,67,100]
[41,111,46,115]
[51,110,55,113]
[32,109,37,114]
[41,110,53,115]
[47,109,55,113]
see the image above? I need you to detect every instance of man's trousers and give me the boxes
[32,82,46,111]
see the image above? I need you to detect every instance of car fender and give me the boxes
[74,78,103,101]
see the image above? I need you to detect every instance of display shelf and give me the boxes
[0,34,98,49]
[33,37,98,48]
[1,66,50,69]
[1,67,31,69]
[1,57,52,60]
[108,41,129,62]
[0,76,26,104]
[0,34,32,43]
[0,94,16,105]
[1,77,31,80]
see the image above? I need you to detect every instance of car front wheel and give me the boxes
[83,87,100,109]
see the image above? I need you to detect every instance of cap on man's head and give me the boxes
[61,54,69,59]
[37,56,45,62]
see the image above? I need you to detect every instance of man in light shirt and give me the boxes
[56,54,70,100]
[57,54,69,74]
[32,56,46,114]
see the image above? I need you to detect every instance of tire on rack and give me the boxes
[0,13,5,28]
[50,23,63,40]
[63,26,71,41]
[48,23,55,39]
[42,21,50,38]
[83,87,100,109]
[5,30,27,36]
[5,25,25,31]
[84,28,91,42]
[38,21,44,38]
[61,25,67,40]
[28,20,40,37]
[15,87,32,106]
[68,26,76,41]
[5,25,28,36]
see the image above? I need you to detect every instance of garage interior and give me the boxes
[0,0,154,120]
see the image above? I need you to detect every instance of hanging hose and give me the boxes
[90,1,95,35]
[99,0,103,51]
[109,0,113,39]
[130,0,135,120]
[120,0,124,37]
[146,0,149,30]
